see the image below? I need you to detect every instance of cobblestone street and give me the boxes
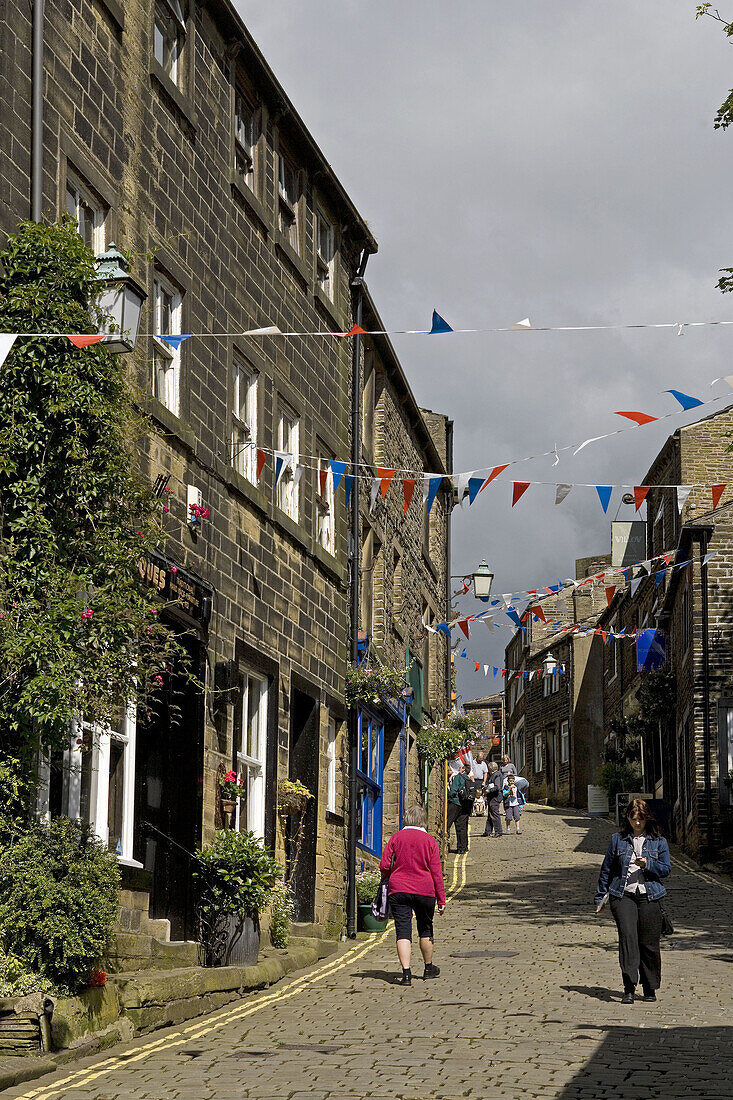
[5,806,733,1100]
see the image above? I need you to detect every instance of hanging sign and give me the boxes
[611,521,647,568]
[138,552,212,626]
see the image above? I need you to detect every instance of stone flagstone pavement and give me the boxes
[3,805,733,1099]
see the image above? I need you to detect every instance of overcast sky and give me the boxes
[237,0,733,701]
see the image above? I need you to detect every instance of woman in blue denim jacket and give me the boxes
[594,799,670,1004]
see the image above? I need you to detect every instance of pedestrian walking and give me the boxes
[500,754,516,780]
[594,798,671,1004]
[502,773,526,834]
[379,804,446,986]
[482,761,504,838]
[471,750,488,793]
[446,764,473,853]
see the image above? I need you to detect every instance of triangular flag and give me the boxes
[377,467,395,498]
[574,435,606,456]
[555,484,573,506]
[156,334,190,351]
[344,475,354,507]
[0,334,17,367]
[615,410,658,426]
[676,485,693,512]
[596,486,613,514]
[484,665,490,676]
[424,475,443,515]
[712,484,726,509]
[68,334,105,348]
[475,662,481,672]
[319,467,329,497]
[633,486,650,511]
[703,550,718,566]
[402,478,415,514]
[655,568,667,586]
[483,616,495,631]
[293,465,305,489]
[243,325,282,336]
[666,389,703,411]
[340,324,368,337]
[531,605,546,622]
[460,649,468,659]
[481,464,510,490]
[512,481,531,507]
[605,586,616,606]
[457,618,470,640]
[601,631,607,643]
[256,449,267,479]
[662,552,674,566]
[493,667,499,677]
[369,478,381,512]
[435,623,451,637]
[455,472,472,505]
[274,451,292,488]
[511,317,532,329]
[467,477,484,505]
[502,593,513,607]
[506,608,522,627]
[330,460,347,492]
[429,310,453,334]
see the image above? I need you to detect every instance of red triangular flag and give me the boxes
[68,334,105,348]
[377,467,395,498]
[512,481,531,507]
[605,586,616,606]
[475,662,481,672]
[340,323,368,337]
[481,464,509,492]
[601,631,607,642]
[319,468,328,497]
[402,478,416,514]
[256,449,267,480]
[531,604,546,622]
[663,552,674,566]
[634,486,650,511]
[615,410,658,426]
[457,618,470,639]
[712,484,726,509]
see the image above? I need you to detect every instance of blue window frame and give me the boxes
[356,708,384,855]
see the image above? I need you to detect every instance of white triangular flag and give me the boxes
[273,451,292,488]
[482,616,495,631]
[703,550,718,566]
[676,486,693,512]
[502,593,513,607]
[711,375,733,389]
[369,478,381,513]
[512,318,532,329]
[630,577,643,597]
[293,465,305,489]
[455,471,473,506]
[243,325,282,336]
[483,665,490,676]
[0,334,17,368]
[573,435,606,457]
[555,484,573,506]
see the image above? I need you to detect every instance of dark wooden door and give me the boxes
[288,686,320,923]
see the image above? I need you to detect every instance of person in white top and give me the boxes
[470,751,488,792]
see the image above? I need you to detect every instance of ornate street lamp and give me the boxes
[543,651,558,677]
[472,559,494,600]
[94,244,147,353]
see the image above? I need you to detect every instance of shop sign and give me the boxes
[138,553,212,626]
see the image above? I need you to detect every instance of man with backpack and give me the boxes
[446,763,474,853]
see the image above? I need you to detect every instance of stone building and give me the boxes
[463,693,504,762]
[0,0,451,939]
[599,407,733,858]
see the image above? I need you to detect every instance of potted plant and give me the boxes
[346,662,412,709]
[219,769,245,817]
[193,829,281,967]
[277,779,313,817]
[355,870,385,932]
[277,780,313,895]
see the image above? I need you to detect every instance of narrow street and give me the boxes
[6,806,733,1100]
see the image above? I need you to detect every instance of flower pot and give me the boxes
[221,798,237,814]
[357,903,387,932]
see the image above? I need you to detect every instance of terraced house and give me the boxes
[0,1,449,942]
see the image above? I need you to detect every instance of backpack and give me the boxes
[459,776,476,808]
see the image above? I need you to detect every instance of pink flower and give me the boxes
[372,696,380,704]
[163,506,170,513]
[225,770,237,783]
[171,566,177,575]
[80,608,93,620]
[147,626,153,633]
[153,675,163,686]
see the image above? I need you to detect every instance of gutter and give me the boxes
[31,0,44,221]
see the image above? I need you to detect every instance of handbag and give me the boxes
[660,905,674,937]
[371,851,395,922]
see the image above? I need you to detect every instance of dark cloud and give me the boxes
[236,0,733,698]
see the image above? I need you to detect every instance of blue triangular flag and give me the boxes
[506,608,522,627]
[157,334,191,351]
[425,475,443,514]
[666,389,703,411]
[467,477,484,505]
[435,622,451,637]
[429,310,453,334]
[460,649,468,659]
[655,568,667,586]
[596,486,613,514]
[344,474,354,507]
[330,460,348,492]
[492,667,499,677]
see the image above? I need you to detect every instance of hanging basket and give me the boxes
[277,780,313,817]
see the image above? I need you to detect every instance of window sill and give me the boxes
[271,504,311,555]
[391,616,405,642]
[220,461,269,517]
[146,397,198,454]
[150,61,198,132]
[422,548,438,582]
[325,810,345,826]
[274,231,312,289]
[99,0,124,30]
[312,540,347,585]
[231,173,272,233]
[313,283,344,330]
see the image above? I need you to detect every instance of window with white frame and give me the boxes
[152,275,182,415]
[154,0,185,85]
[235,670,268,840]
[234,89,257,192]
[362,353,376,462]
[560,720,570,764]
[316,209,335,299]
[534,733,543,774]
[681,586,690,654]
[278,154,300,251]
[65,168,106,254]
[316,450,335,554]
[232,356,258,481]
[543,661,560,697]
[327,716,338,814]
[277,401,300,520]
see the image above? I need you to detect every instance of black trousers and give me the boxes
[483,796,502,836]
[446,802,469,852]
[610,893,663,992]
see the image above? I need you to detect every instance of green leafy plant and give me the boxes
[0,951,57,998]
[219,769,245,800]
[193,829,281,967]
[277,779,313,817]
[0,219,188,813]
[355,870,382,905]
[345,662,411,709]
[416,713,478,765]
[0,817,120,993]
[269,879,294,949]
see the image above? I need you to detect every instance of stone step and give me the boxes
[106,932,199,973]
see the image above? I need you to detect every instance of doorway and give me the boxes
[288,682,320,923]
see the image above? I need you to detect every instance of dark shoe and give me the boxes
[423,964,440,979]
[397,973,412,986]
[621,991,634,1005]
[641,991,657,1002]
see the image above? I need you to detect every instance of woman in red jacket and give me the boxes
[379,804,447,986]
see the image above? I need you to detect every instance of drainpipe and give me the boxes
[346,247,371,939]
[699,528,713,859]
[31,1,45,222]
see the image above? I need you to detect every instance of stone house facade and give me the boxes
[463,693,504,763]
[0,0,449,939]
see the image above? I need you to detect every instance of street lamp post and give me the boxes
[95,244,147,353]
[472,560,494,600]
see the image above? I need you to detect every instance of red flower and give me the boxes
[88,968,107,986]
[225,770,237,783]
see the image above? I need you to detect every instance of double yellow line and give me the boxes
[17,850,469,1099]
